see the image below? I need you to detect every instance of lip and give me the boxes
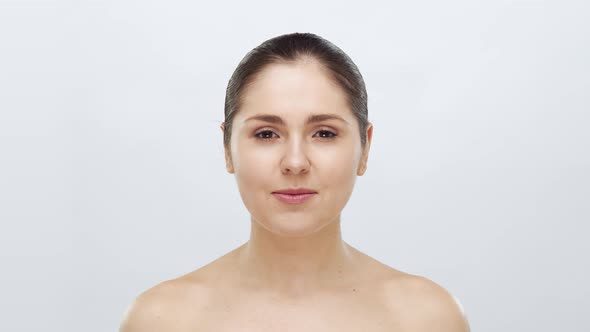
[272,193,316,204]
[271,188,317,204]
[272,188,317,195]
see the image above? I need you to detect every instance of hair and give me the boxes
[223,32,369,148]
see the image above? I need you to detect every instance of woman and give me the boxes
[120,32,470,332]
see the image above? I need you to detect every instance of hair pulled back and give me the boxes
[224,32,369,147]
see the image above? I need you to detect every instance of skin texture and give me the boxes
[119,59,471,332]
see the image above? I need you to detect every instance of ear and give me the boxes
[357,122,373,176]
[220,122,235,174]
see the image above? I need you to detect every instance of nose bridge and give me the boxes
[281,134,310,173]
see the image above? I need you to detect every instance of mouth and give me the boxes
[271,188,317,204]
[272,188,317,195]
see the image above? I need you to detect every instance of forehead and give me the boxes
[237,61,352,122]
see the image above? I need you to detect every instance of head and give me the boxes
[221,32,373,237]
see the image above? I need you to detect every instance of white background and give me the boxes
[1,1,589,331]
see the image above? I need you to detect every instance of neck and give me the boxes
[235,214,358,299]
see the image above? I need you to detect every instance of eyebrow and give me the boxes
[245,114,349,125]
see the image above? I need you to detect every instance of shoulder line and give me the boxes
[118,278,211,332]
[383,274,471,332]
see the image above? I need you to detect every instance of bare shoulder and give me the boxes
[118,276,212,332]
[382,272,471,332]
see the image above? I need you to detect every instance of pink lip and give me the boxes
[273,188,317,195]
[272,192,316,204]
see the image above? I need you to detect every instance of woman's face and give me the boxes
[223,60,372,237]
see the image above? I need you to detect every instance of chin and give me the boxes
[254,214,335,238]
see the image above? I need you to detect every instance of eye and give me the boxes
[254,130,279,140]
[254,129,337,141]
[313,130,337,139]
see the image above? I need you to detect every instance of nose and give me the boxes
[280,138,310,175]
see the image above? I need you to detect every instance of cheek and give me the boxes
[317,139,361,172]
[313,146,360,189]
[232,144,277,196]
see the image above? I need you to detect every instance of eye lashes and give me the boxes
[254,130,337,140]
[254,130,278,140]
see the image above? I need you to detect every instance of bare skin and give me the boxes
[119,59,470,331]
[119,240,470,332]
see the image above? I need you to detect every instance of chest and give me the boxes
[195,292,403,332]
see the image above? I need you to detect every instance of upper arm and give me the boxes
[119,278,211,332]
[119,280,198,332]
[389,275,471,332]
[449,294,470,332]
[414,276,470,332]
[422,288,470,332]
[118,287,171,332]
